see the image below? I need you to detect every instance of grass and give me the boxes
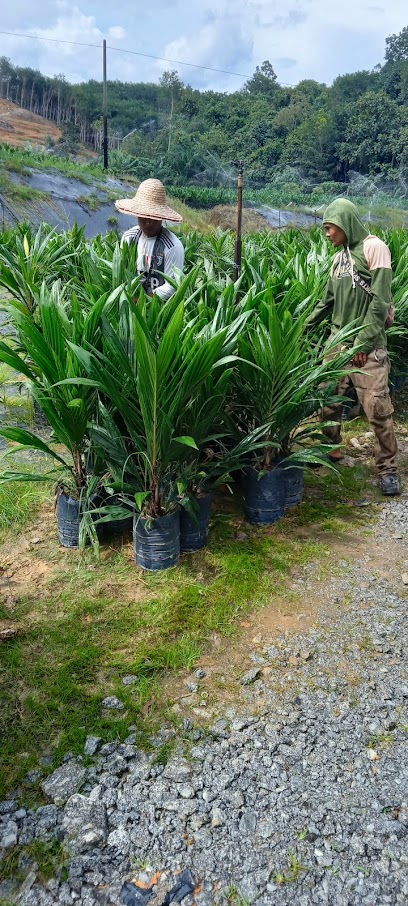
[0,441,54,544]
[220,885,250,906]
[273,852,309,885]
[0,144,104,185]
[1,178,50,205]
[0,392,406,801]
[77,193,102,212]
[366,732,395,749]
[0,451,376,800]
[0,838,67,885]
[0,389,33,427]
[0,476,52,543]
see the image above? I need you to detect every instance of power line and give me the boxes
[107,45,250,79]
[0,29,296,86]
[0,31,101,51]
[0,30,251,79]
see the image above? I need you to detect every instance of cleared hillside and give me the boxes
[0,99,61,148]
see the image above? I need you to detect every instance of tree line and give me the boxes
[1,25,408,190]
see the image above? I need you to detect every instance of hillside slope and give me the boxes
[0,99,61,148]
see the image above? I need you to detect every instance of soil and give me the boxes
[1,416,407,721]
[160,523,405,712]
[0,98,61,148]
[160,420,408,719]
[205,204,273,233]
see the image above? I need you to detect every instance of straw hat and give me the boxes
[115,178,183,222]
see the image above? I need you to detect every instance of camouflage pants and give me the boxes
[322,346,398,476]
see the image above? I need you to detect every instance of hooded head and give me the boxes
[323,198,369,249]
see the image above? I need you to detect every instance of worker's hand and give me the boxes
[351,352,368,368]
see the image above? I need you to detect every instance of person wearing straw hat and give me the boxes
[115,178,184,302]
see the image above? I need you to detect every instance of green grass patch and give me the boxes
[0,838,67,885]
[273,851,309,885]
[219,885,250,906]
[0,475,52,543]
[0,144,104,185]
[1,158,30,176]
[0,449,384,799]
[77,193,102,212]
[0,392,33,427]
[0,169,51,204]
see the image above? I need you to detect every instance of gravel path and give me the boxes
[0,489,407,906]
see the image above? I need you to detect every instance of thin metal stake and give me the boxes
[233,160,244,282]
[102,40,108,170]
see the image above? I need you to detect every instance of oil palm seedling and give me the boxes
[0,223,77,316]
[65,294,250,567]
[0,283,107,547]
[384,231,408,392]
[231,291,363,522]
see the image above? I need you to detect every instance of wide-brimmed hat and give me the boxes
[115,178,183,222]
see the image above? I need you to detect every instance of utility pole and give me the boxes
[233,160,244,282]
[102,39,108,169]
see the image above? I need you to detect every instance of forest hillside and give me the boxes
[0,24,408,196]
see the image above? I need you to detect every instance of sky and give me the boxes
[0,1,407,91]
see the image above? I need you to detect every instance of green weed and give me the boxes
[6,184,50,203]
[0,476,52,542]
[0,846,24,883]
[152,739,176,766]
[356,865,370,878]
[0,145,104,184]
[366,733,394,749]
[77,193,102,212]
[0,451,379,798]
[221,884,250,906]
[273,851,309,884]
[0,839,67,884]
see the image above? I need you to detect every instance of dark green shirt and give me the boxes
[307,200,392,353]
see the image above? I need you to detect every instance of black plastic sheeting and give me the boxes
[258,205,321,228]
[134,510,180,571]
[242,465,286,525]
[282,463,304,510]
[1,168,135,237]
[180,492,212,552]
[120,869,197,906]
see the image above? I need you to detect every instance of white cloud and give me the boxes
[0,0,407,88]
[108,26,125,41]
[160,19,253,90]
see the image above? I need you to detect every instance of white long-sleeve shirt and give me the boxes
[121,225,185,301]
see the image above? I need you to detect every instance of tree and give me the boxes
[330,70,380,105]
[282,110,336,176]
[159,70,184,152]
[381,27,408,100]
[0,57,15,101]
[385,26,408,63]
[59,122,80,154]
[338,90,401,174]
[244,61,278,98]
[291,79,328,106]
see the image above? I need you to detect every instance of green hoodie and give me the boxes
[307,198,392,352]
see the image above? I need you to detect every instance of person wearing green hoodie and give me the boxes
[307,198,400,496]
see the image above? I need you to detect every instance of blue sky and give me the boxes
[1,1,407,90]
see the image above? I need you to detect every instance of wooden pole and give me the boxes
[102,40,108,170]
[234,161,244,282]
